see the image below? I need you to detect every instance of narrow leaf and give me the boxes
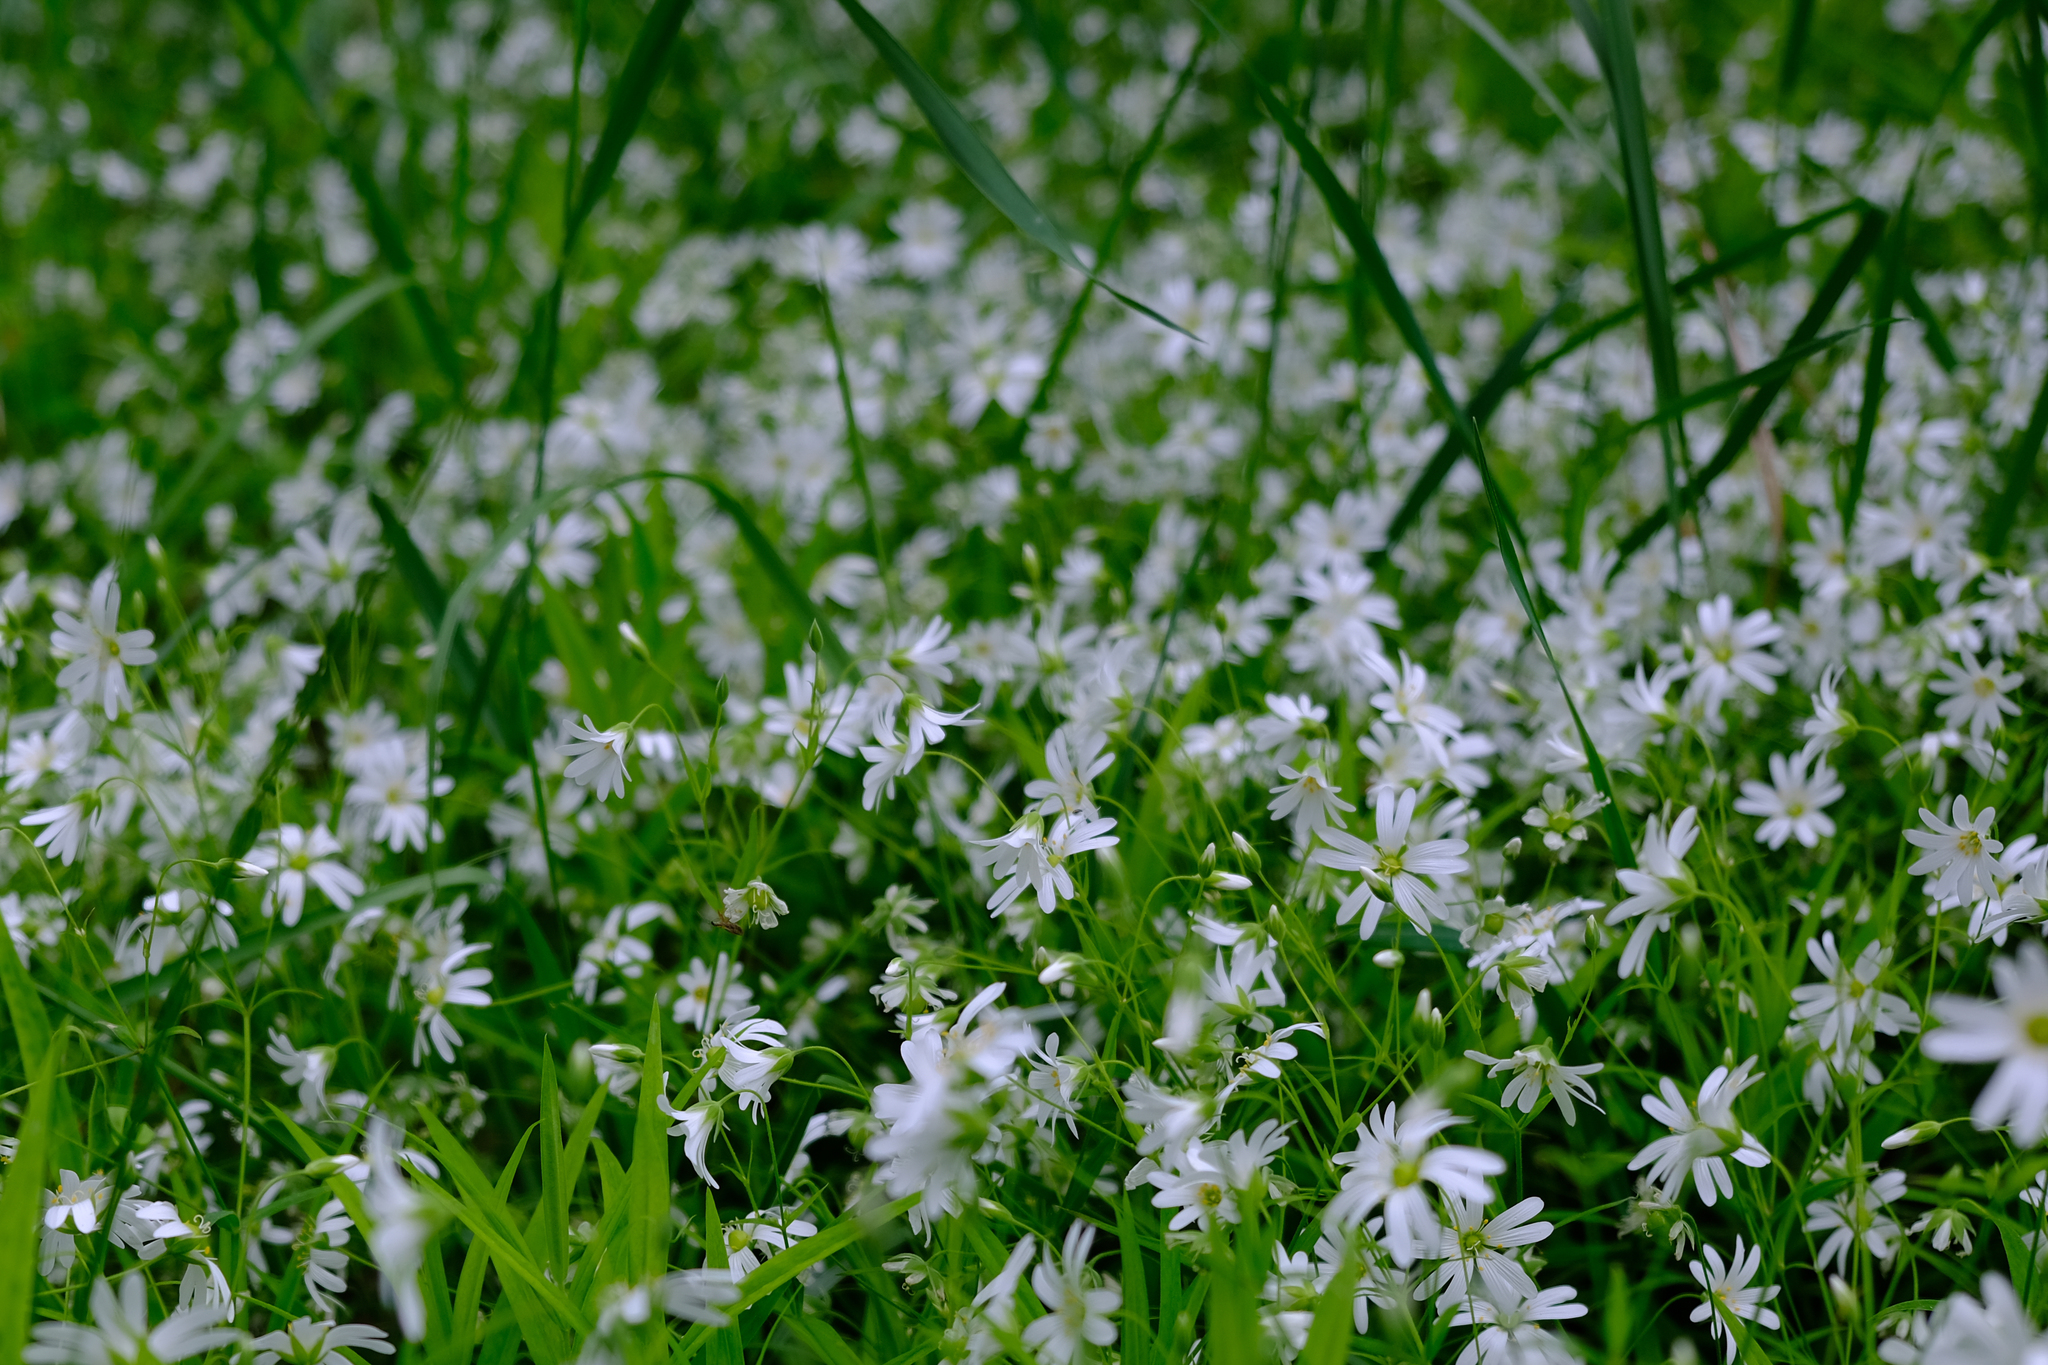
[1987,364,2048,557]
[0,1031,63,1361]
[629,1010,670,1281]
[1244,63,1636,866]
[1301,1254,1360,1365]
[1117,1196,1155,1365]
[1435,0,1622,192]
[566,0,693,248]
[831,0,1191,338]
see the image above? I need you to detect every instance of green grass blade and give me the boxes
[830,0,1191,339]
[1844,0,2019,532]
[1777,0,1817,101]
[1300,1253,1360,1365]
[630,1010,670,1281]
[1986,366,2048,557]
[1434,0,1623,193]
[370,491,483,700]
[1609,208,1885,574]
[1117,1195,1154,1365]
[1572,0,1688,551]
[1376,292,1569,558]
[154,274,411,530]
[1245,62,1636,866]
[673,1194,924,1361]
[227,0,462,393]
[565,0,693,249]
[1013,37,1206,453]
[0,1030,63,1361]
[1899,272,1960,373]
[536,1044,571,1280]
[1524,199,1863,381]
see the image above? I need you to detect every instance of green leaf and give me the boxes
[1434,0,1622,193]
[1777,0,1817,101]
[1610,209,1886,572]
[1117,1196,1154,1365]
[830,0,1190,339]
[1899,271,1960,373]
[629,1009,671,1282]
[1987,364,2048,557]
[536,1045,571,1280]
[0,1029,63,1361]
[674,1194,923,1362]
[1243,59,1636,868]
[1300,1253,1360,1365]
[1376,292,1569,559]
[566,0,693,249]
[1572,0,1687,550]
[154,274,412,530]
[369,491,482,701]
[420,1109,586,1355]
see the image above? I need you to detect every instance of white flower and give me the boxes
[1732,749,1844,849]
[1447,1281,1587,1365]
[662,1268,741,1326]
[249,1316,393,1365]
[659,1092,727,1187]
[25,1274,239,1365]
[1521,782,1605,861]
[1905,796,2005,904]
[716,880,788,932]
[1427,1195,1554,1308]
[1787,932,1918,1072]
[1267,762,1354,846]
[247,823,364,926]
[1930,653,2023,738]
[1683,593,1784,708]
[975,812,1119,917]
[1309,787,1470,935]
[344,742,448,853]
[1606,806,1700,977]
[1324,1100,1505,1264]
[412,942,494,1065]
[50,566,157,717]
[1803,1167,1905,1275]
[1798,667,1855,754]
[1628,1058,1771,1206]
[721,1207,816,1279]
[266,1027,337,1114]
[1020,1221,1120,1365]
[1924,940,2048,1144]
[24,799,94,867]
[1464,1047,1604,1125]
[1687,1237,1781,1364]
[1145,1121,1291,1231]
[561,716,633,802]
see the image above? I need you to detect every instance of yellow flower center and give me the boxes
[2027,1014,2048,1047]
[1959,831,1983,857]
[1198,1183,1224,1209]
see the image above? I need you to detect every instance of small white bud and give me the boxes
[1372,948,1404,969]
[1881,1120,1939,1150]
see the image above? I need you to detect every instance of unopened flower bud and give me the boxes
[1035,949,1084,985]
[1881,1120,1939,1150]
[223,858,269,879]
[1827,1273,1858,1318]
[1373,948,1404,969]
[1206,870,1251,891]
[618,621,651,659]
[1503,836,1522,860]
[1199,842,1217,874]
[1230,831,1260,870]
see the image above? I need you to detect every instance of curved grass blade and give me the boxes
[370,490,483,702]
[155,274,412,530]
[1778,0,1817,102]
[1986,365,2048,557]
[1844,0,2020,533]
[1522,199,1863,382]
[629,1010,670,1281]
[1899,272,1959,373]
[1300,1252,1361,1365]
[0,1029,62,1362]
[1013,36,1207,450]
[1571,0,1687,556]
[831,0,1192,339]
[1609,208,1886,574]
[1376,292,1569,559]
[566,0,693,249]
[673,1193,924,1361]
[1434,0,1623,194]
[1244,65,1635,867]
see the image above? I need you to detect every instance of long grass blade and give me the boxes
[566,0,693,248]
[629,1010,670,1281]
[155,274,411,529]
[1572,0,1688,560]
[1434,0,1623,193]
[1777,0,1817,101]
[0,1031,62,1361]
[1609,208,1884,572]
[1243,64,1635,866]
[1376,292,1569,558]
[1844,0,2020,534]
[1300,1252,1361,1365]
[831,0,1191,338]
[1986,366,2048,557]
